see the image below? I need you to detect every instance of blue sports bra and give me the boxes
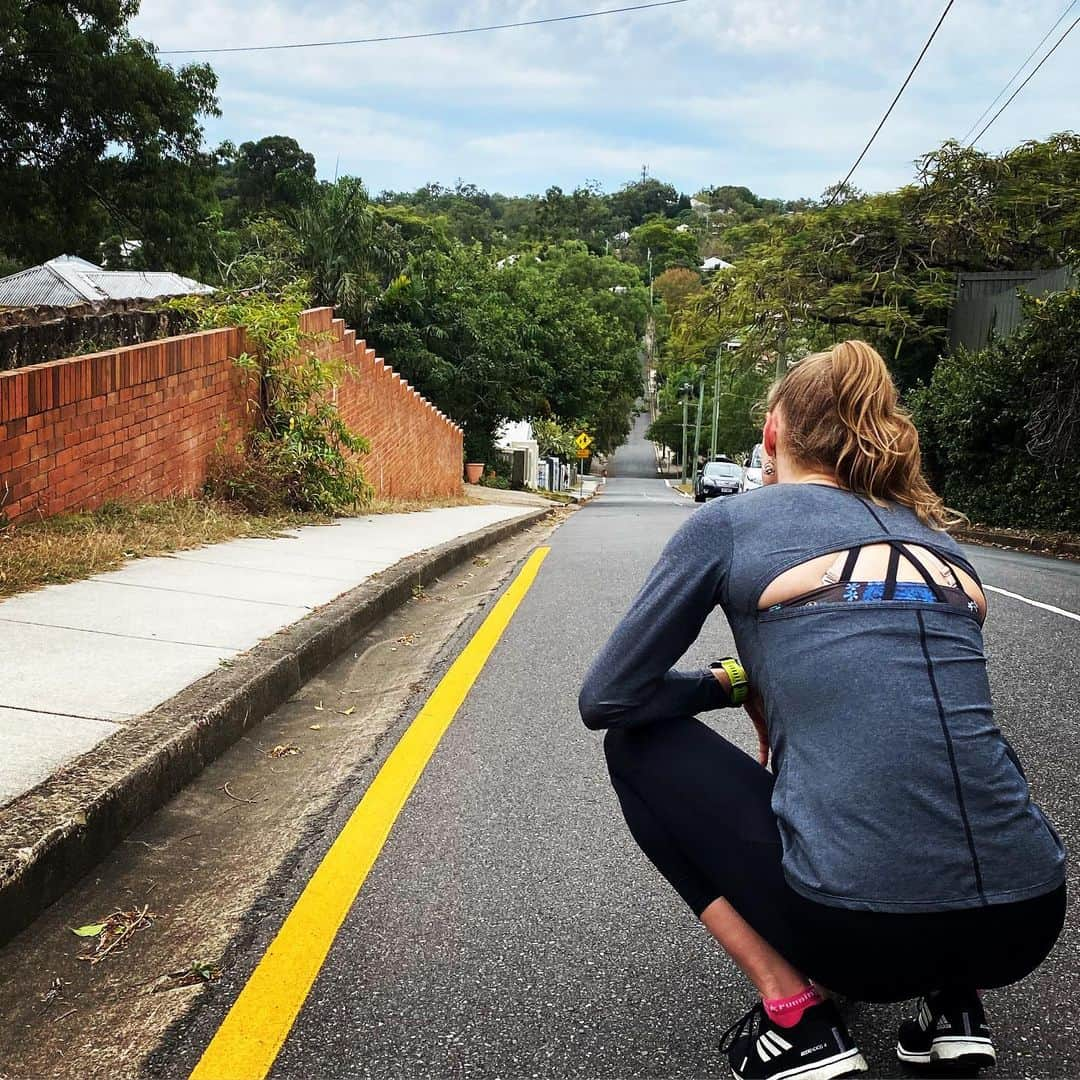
[770,540,984,623]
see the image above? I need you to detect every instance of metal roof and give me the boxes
[0,256,214,309]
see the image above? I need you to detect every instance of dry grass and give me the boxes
[0,492,471,600]
[366,494,470,514]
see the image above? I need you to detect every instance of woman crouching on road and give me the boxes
[578,341,1065,1080]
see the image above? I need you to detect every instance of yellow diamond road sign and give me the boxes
[575,432,593,450]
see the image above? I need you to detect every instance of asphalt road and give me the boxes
[607,410,661,478]
[165,464,1079,1077]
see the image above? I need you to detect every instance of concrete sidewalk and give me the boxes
[0,503,533,807]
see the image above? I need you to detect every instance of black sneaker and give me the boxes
[720,999,868,1080]
[896,990,995,1068]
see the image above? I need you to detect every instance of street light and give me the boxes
[709,340,741,460]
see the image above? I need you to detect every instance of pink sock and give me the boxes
[763,986,823,1028]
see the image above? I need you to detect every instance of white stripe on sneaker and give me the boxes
[738,1047,868,1080]
[760,1031,787,1055]
[766,1031,793,1052]
[757,1035,778,1061]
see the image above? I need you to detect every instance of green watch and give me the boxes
[712,656,749,706]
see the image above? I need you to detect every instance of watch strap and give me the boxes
[712,657,748,706]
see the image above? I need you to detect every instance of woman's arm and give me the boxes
[578,506,734,730]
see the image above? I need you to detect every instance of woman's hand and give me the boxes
[744,688,770,768]
[711,668,770,767]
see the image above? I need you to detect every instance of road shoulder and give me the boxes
[0,506,554,947]
[0,515,566,1080]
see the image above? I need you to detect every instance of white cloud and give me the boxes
[222,91,438,171]
[464,128,719,179]
[132,0,1080,197]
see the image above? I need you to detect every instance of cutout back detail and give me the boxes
[758,542,986,620]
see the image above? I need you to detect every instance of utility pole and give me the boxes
[692,372,705,477]
[680,385,690,485]
[710,349,722,460]
[647,247,654,309]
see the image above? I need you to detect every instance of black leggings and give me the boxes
[604,716,1066,1003]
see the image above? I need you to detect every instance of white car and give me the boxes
[742,444,764,492]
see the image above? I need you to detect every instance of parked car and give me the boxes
[742,443,764,492]
[694,459,744,502]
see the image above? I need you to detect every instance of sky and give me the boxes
[131,0,1079,201]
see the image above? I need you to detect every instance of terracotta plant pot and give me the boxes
[464,462,484,484]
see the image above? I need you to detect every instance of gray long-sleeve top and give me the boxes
[579,483,1065,913]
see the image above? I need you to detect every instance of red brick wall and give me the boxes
[0,327,252,523]
[0,307,463,524]
[298,308,463,500]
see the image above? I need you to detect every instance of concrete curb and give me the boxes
[652,441,679,479]
[0,507,553,945]
[952,526,1080,560]
[664,479,694,500]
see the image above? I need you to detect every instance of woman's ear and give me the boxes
[763,410,778,458]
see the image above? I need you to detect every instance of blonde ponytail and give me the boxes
[768,340,962,529]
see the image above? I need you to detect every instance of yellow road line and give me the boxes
[190,546,551,1080]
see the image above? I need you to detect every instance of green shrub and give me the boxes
[910,288,1080,530]
[169,285,372,515]
[478,453,513,489]
[204,441,295,514]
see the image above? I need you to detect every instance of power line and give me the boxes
[824,0,954,207]
[968,13,1080,146]
[156,0,692,56]
[959,0,1078,146]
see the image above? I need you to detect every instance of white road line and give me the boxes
[984,584,1080,624]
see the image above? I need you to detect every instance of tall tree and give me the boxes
[695,136,1080,389]
[368,241,646,460]
[232,135,317,218]
[653,267,705,316]
[628,218,700,277]
[609,178,689,227]
[290,177,403,330]
[0,0,219,270]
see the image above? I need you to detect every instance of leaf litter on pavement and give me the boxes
[38,977,64,1008]
[70,906,155,964]
[153,960,221,993]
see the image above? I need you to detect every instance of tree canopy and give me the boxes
[228,136,317,218]
[0,0,219,271]
[367,241,646,461]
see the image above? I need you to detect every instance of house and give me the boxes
[700,256,734,272]
[0,255,213,309]
[495,419,541,489]
[495,253,542,270]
